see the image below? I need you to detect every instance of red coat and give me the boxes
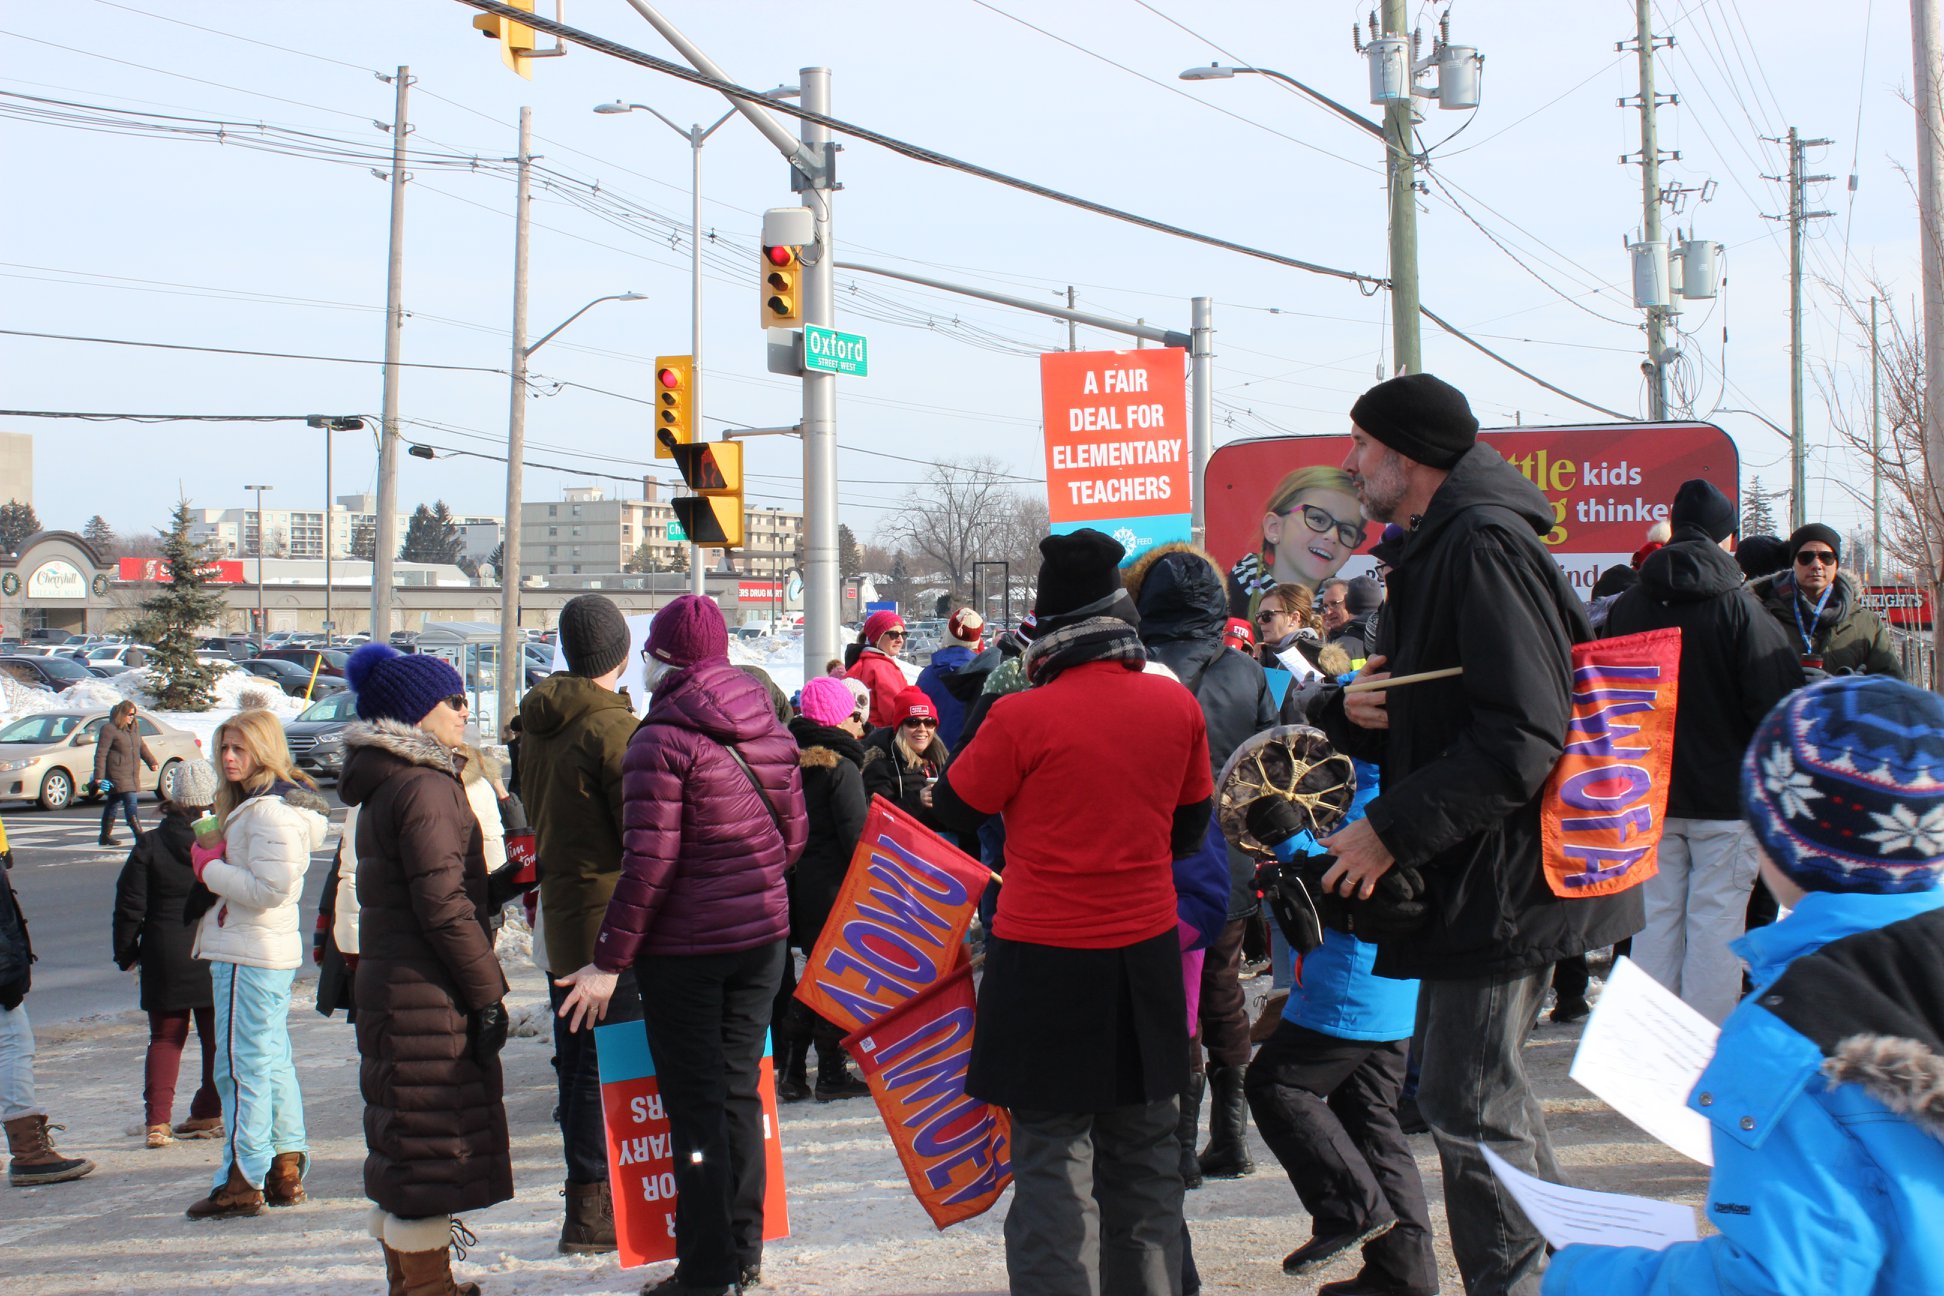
[595,659,808,968]
[846,648,908,729]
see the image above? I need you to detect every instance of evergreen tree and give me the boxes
[485,541,504,576]
[0,499,41,552]
[1742,477,1778,538]
[398,501,463,563]
[82,514,118,557]
[837,523,862,581]
[350,519,377,561]
[142,501,226,710]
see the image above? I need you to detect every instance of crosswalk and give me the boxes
[2,802,348,870]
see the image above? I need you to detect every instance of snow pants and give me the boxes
[1632,817,1762,1024]
[209,961,307,1191]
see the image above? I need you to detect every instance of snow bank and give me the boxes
[726,638,923,700]
[0,665,306,748]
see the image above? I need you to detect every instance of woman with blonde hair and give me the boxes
[1229,465,1369,620]
[184,708,330,1220]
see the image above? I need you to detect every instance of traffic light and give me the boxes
[472,0,537,78]
[670,439,745,549]
[759,243,803,328]
[653,355,693,459]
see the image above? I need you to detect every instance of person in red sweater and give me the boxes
[846,609,910,729]
[933,529,1214,1296]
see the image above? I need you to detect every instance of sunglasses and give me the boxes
[1285,503,1364,549]
[1795,550,1837,567]
[441,694,469,712]
[901,717,937,728]
[1253,609,1292,623]
[880,629,907,639]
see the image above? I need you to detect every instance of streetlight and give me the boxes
[500,291,646,735]
[306,415,365,651]
[244,484,273,640]
[596,87,798,597]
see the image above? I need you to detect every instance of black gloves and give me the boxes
[469,1001,509,1067]
[486,860,539,910]
[1245,796,1307,849]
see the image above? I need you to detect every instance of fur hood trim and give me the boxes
[1122,541,1222,601]
[800,745,843,770]
[1824,1033,1944,1141]
[343,719,460,776]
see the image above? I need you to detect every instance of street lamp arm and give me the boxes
[525,292,645,357]
[1234,66,1388,143]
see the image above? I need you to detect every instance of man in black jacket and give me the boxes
[1316,374,1642,1296]
[1604,480,1804,1023]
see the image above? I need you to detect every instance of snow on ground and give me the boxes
[6,957,1704,1296]
[728,638,924,702]
[0,666,306,749]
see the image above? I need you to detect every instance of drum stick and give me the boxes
[1342,666,1464,694]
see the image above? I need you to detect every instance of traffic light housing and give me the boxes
[760,244,803,328]
[669,439,745,549]
[653,355,693,459]
[472,0,537,78]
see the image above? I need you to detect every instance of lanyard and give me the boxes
[1793,582,1835,654]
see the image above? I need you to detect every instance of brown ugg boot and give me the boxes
[557,1179,615,1254]
[379,1242,406,1296]
[5,1114,96,1186]
[395,1242,482,1296]
[185,1163,264,1219]
[265,1151,306,1206]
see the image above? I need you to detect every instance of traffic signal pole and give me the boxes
[797,66,840,670]
[498,106,533,739]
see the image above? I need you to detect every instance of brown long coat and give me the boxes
[339,719,512,1220]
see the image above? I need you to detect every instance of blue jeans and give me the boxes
[0,1001,36,1122]
[210,962,306,1190]
[100,790,140,837]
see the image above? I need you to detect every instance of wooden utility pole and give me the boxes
[1913,0,1944,684]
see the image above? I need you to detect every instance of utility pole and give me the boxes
[688,122,708,597]
[1766,128,1834,529]
[1625,0,1675,419]
[246,484,272,640]
[1382,0,1421,376]
[1066,286,1077,351]
[1872,295,1883,581]
[798,66,840,671]
[1913,0,1944,683]
[371,66,411,639]
[498,107,533,739]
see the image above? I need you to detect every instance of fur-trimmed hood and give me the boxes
[1124,542,1228,646]
[337,719,461,807]
[1825,1034,1944,1140]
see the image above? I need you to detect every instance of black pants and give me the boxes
[1197,918,1250,1069]
[548,967,642,1184]
[637,940,787,1288]
[1245,1023,1436,1293]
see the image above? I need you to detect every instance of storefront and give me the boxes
[0,532,116,639]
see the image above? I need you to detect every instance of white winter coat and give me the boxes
[194,786,331,971]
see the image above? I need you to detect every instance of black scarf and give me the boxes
[1022,616,1147,687]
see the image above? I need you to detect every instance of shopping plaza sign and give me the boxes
[1040,347,1191,566]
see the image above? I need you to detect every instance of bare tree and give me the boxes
[876,457,1043,602]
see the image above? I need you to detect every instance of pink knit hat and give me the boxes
[798,675,855,727]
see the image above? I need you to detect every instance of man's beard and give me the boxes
[1353,447,1408,524]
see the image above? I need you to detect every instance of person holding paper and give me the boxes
[1544,677,1944,1296]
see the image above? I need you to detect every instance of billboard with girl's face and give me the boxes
[1205,422,1740,617]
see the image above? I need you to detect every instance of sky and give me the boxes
[0,0,1921,552]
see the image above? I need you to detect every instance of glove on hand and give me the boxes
[97,779,113,793]
[1245,795,1306,849]
[190,841,225,882]
[469,1001,509,1067]
[486,860,539,910]
[1346,865,1431,941]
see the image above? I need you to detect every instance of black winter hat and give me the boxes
[558,593,631,678]
[1591,564,1639,599]
[1787,523,1842,565]
[1349,373,1479,470]
[1736,535,1788,580]
[1670,478,1737,542]
[1034,529,1127,619]
[1343,575,1383,616]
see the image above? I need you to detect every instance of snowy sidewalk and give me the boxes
[5,962,1706,1296]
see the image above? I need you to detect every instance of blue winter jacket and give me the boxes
[916,644,977,751]
[1543,887,1944,1296]
[1276,755,1419,1042]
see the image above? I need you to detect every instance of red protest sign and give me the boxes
[594,1021,789,1269]
[1540,628,1682,899]
[795,798,988,1034]
[1040,349,1191,561]
[843,963,1011,1229]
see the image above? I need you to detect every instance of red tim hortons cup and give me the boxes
[505,830,538,886]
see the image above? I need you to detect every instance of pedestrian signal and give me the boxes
[760,245,803,328]
[668,439,744,549]
[653,355,693,459]
[472,0,538,78]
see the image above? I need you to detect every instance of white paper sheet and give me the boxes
[1275,647,1321,682]
[1481,1145,1699,1251]
[1568,956,1721,1165]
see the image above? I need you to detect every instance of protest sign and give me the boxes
[1041,347,1191,565]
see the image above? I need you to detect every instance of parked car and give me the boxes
[84,644,155,669]
[0,708,202,811]
[0,654,97,694]
[282,690,358,782]
[237,657,345,699]
[257,646,349,679]
[23,628,70,644]
[86,663,138,678]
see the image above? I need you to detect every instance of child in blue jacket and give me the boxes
[1242,753,1437,1296]
[1545,676,1944,1296]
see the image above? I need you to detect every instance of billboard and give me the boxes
[1040,347,1191,565]
[1204,422,1740,608]
[116,557,246,585]
[1861,585,1934,630]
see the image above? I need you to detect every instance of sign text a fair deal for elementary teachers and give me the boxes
[1039,347,1191,563]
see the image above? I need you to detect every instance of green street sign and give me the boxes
[667,519,687,542]
[803,324,869,377]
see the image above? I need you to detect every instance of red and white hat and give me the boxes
[894,688,938,724]
[1223,617,1257,653]
[947,607,986,648]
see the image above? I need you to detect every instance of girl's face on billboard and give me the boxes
[1265,487,1366,585]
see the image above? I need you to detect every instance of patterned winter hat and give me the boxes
[1743,676,1944,894]
[166,758,219,809]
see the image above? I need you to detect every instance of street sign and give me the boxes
[803,324,869,377]
[666,519,687,542]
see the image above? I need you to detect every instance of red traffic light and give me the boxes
[657,366,683,390]
[764,245,795,267]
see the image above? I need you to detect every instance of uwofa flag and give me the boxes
[844,963,1012,1229]
[1541,628,1682,898]
[796,797,989,1032]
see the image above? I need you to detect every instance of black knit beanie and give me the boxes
[1787,523,1842,565]
[1349,373,1479,470]
[558,593,631,678]
[1670,479,1737,543]
[1033,529,1126,618]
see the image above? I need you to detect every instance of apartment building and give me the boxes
[520,482,803,578]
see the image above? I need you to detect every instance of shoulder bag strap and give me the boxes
[719,741,786,842]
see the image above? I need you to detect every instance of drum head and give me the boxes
[1215,725,1358,855]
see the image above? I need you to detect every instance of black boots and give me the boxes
[776,1032,812,1104]
[1197,1064,1255,1179]
[1177,1071,1206,1190]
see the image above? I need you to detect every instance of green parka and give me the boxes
[1750,570,1903,679]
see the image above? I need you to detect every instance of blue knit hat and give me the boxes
[1743,676,1944,894]
[346,642,465,726]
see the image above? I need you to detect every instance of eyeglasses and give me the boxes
[1253,609,1292,623]
[1320,598,1347,612]
[1795,549,1837,567]
[442,695,469,712]
[901,717,937,728]
[1284,503,1364,549]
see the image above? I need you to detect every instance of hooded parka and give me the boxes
[1750,569,1903,678]
[340,720,512,1221]
[1317,443,1643,980]
[112,813,215,1012]
[786,716,867,951]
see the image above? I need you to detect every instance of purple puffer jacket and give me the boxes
[595,657,808,968]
